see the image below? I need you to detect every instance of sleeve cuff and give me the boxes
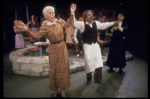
[120,27,123,32]
[111,28,114,33]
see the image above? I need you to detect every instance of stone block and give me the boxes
[12,62,20,70]
[77,66,84,71]
[30,64,43,72]
[41,72,49,77]
[30,56,49,64]
[20,63,31,72]
[70,67,78,74]
[29,72,41,77]
[9,53,19,62]
[28,72,34,76]
[33,72,41,77]
[44,56,49,63]
[17,57,31,63]
[43,66,49,72]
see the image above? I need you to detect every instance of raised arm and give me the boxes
[25,26,47,40]
[26,21,30,26]
[95,21,119,30]
[72,15,84,32]
[95,21,114,30]
[71,3,84,32]
[13,26,18,33]
[59,3,77,29]
[15,20,47,40]
[60,14,73,29]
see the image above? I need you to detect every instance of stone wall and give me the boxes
[9,48,50,77]
[9,43,133,77]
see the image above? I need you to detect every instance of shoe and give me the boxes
[80,51,83,55]
[76,54,80,58]
[59,92,67,98]
[94,80,105,85]
[51,93,59,98]
[118,69,123,74]
[59,94,66,98]
[108,69,113,73]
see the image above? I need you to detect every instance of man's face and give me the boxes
[45,9,55,22]
[85,11,93,23]
[117,14,125,21]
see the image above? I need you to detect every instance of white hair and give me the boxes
[43,6,55,17]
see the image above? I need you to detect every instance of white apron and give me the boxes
[83,42,103,73]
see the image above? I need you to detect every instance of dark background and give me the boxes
[3,1,148,61]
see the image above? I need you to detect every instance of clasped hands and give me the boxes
[113,21,121,31]
[112,22,126,39]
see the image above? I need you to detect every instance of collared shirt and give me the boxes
[55,18,65,22]
[72,14,114,33]
[42,19,56,25]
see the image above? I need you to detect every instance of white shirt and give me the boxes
[55,18,65,22]
[111,21,123,33]
[74,29,78,42]
[42,19,56,26]
[72,14,114,33]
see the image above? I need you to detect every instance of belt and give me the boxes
[51,40,64,44]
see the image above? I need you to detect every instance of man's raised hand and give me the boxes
[70,3,76,14]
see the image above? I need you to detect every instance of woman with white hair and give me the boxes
[15,4,76,98]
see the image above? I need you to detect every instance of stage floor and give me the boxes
[68,47,133,74]
[3,48,147,98]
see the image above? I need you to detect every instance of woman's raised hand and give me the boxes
[15,20,27,31]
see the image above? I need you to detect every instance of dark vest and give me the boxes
[82,21,98,44]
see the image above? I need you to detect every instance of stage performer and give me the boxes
[15,4,75,98]
[107,11,128,74]
[73,28,83,58]
[72,5,119,84]
[26,15,39,43]
[13,19,24,50]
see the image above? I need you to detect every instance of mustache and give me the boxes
[90,16,93,19]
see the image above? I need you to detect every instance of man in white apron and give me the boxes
[72,7,119,84]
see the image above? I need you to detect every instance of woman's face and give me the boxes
[45,9,55,22]
[31,16,34,20]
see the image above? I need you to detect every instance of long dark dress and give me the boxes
[107,21,128,68]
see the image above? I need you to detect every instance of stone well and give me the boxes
[9,48,49,77]
[9,44,133,77]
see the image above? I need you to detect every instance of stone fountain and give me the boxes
[9,38,133,77]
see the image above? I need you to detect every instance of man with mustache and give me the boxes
[71,4,119,84]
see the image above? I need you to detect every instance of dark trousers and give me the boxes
[86,67,102,82]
